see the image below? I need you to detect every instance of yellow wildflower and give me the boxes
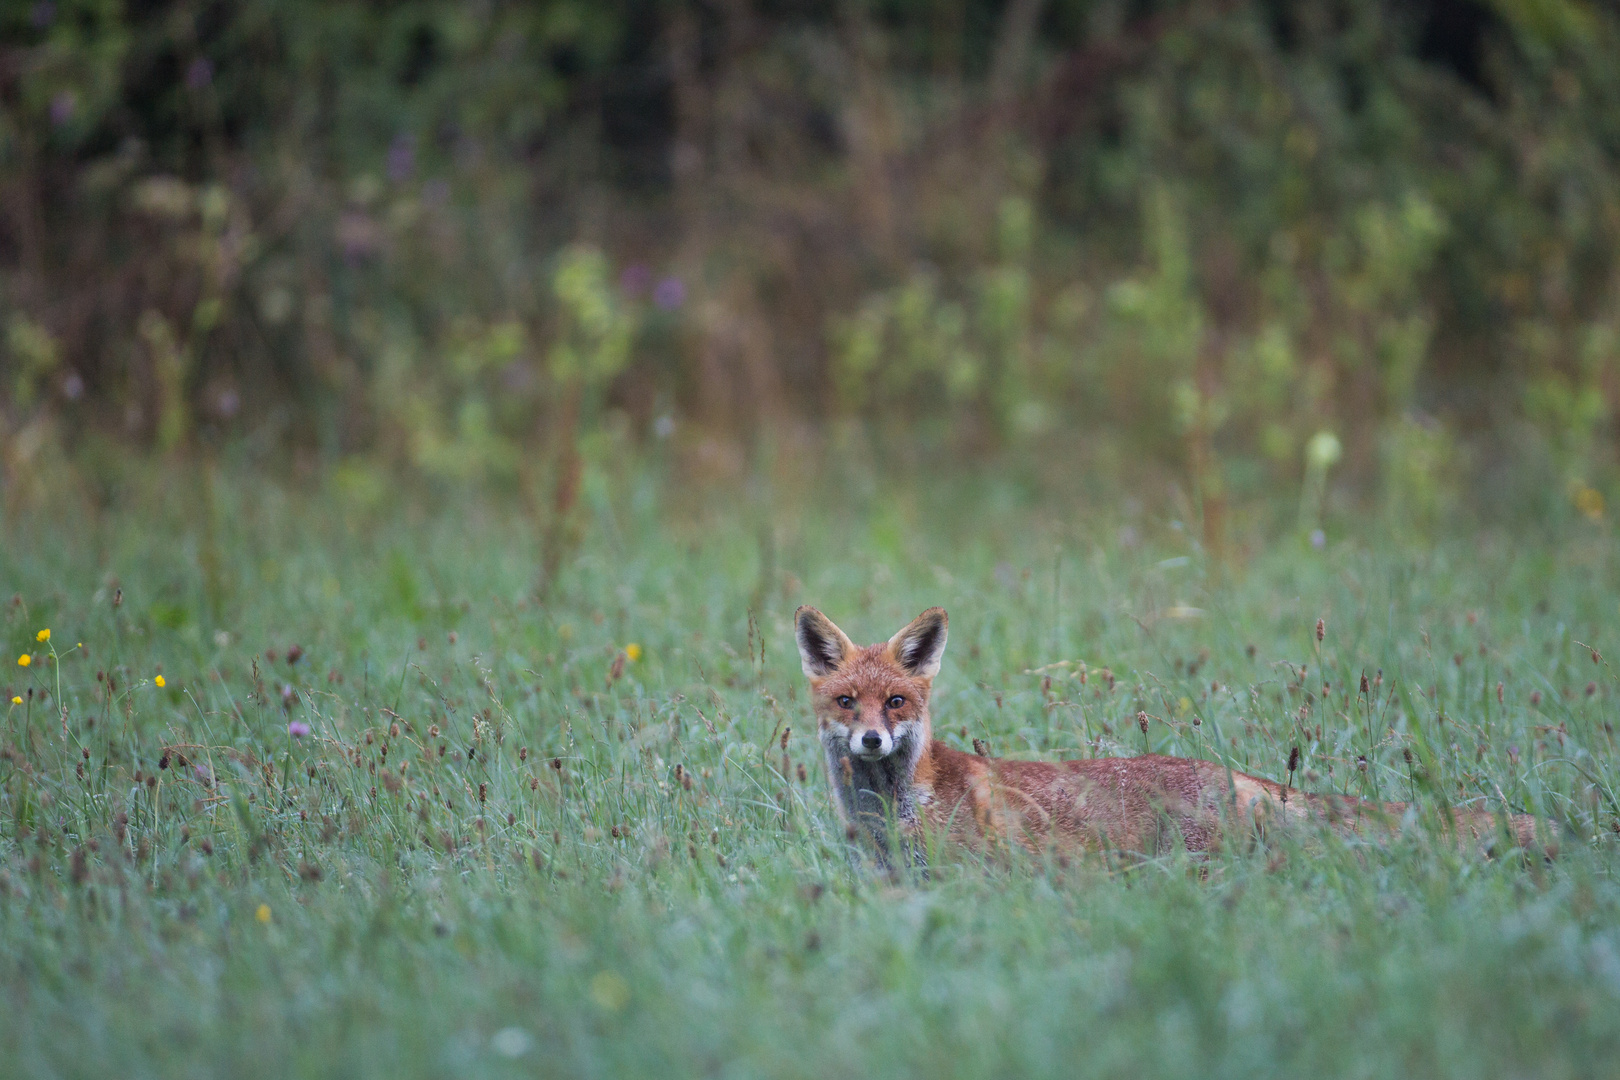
[1574,486,1604,522]
[155,675,166,688]
[255,903,271,924]
[625,643,642,662]
[9,696,19,705]
[17,654,30,668]
[36,629,49,643]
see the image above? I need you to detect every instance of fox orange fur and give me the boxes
[795,605,1548,865]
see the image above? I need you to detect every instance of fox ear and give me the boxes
[795,606,856,678]
[888,607,948,679]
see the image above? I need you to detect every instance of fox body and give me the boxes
[795,605,1545,862]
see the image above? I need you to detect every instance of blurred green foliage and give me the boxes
[2,0,1618,530]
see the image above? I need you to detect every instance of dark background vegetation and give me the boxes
[2,0,1618,539]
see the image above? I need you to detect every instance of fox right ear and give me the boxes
[795,606,855,678]
[888,607,948,679]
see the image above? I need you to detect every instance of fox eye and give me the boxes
[887,695,905,710]
[836,695,854,709]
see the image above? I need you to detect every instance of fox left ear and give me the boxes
[887,607,948,679]
[796,606,856,679]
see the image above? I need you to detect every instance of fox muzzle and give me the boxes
[852,727,893,760]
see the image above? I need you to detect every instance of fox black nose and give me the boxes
[861,731,883,751]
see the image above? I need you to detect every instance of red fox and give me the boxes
[795,605,1549,864]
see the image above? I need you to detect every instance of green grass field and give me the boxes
[3,466,1619,1078]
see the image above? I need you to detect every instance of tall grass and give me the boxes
[1,466,1617,1077]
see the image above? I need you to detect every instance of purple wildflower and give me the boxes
[49,91,76,126]
[387,134,416,183]
[653,276,685,310]
[288,720,311,739]
[620,263,651,297]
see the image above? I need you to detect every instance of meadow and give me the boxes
[2,463,1619,1079]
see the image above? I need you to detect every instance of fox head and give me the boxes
[794,605,948,764]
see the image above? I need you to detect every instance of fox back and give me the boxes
[795,605,1548,862]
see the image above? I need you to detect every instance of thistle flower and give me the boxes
[287,720,311,738]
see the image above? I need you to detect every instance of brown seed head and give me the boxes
[1137,711,1149,735]
[1316,618,1325,643]
[1287,746,1301,773]
[780,727,791,751]
[1360,673,1369,695]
